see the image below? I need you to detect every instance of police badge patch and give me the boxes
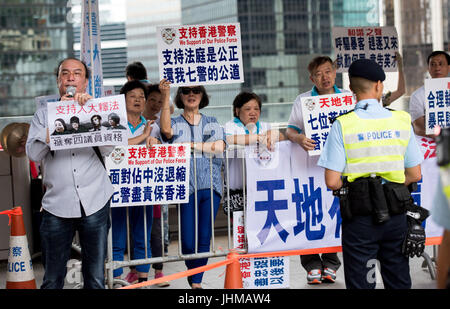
[161,28,176,44]
[110,147,126,164]
[304,98,316,111]
[252,147,273,167]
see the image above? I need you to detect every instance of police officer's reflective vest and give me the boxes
[338,110,411,183]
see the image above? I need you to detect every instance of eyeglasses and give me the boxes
[181,87,202,95]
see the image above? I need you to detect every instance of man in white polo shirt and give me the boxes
[286,56,348,284]
[409,51,450,137]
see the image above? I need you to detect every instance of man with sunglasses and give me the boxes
[160,85,226,289]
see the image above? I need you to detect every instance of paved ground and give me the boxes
[0,234,439,290]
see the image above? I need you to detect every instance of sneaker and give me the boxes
[125,271,139,284]
[307,269,322,284]
[322,268,337,283]
[155,272,170,287]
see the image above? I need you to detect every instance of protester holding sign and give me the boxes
[318,59,424,289]
[224,91,284,213]
[332,26,399,73]
[410,51,450,137]
[286,56,351,152]
[111,80,163,284]
[26,58,114,289]
[160,85,225,289]
[286,56,346,284]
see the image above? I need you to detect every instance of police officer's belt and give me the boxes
[347,176,411,217]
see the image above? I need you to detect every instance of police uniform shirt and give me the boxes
[317,99,423,176]
[287,85,350,134]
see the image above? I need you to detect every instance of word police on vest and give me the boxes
[358,130,400,141]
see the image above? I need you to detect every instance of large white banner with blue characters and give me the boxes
[245,140,442,254]
[245,141,340,253]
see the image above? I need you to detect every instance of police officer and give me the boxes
[317,59,424,289]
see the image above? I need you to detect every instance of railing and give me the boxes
[105,146,246,288]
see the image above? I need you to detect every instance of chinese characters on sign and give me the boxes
[6,234,34,283]
[245,142,341,253]
[81,0,103,98]
[245,141,442,254]
[233,211,289,289]
[332,26,399,73]
[424,77,450,135]
[106,144,191,207]
[47,95,128,150]
[301,93,356,155]
[157,23,244,86]
[35,88,115,111]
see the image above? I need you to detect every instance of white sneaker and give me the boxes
[322,268,337,283]
[307,269,322,284]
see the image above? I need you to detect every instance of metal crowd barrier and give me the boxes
[104,145,247,289]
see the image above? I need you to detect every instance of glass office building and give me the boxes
[181,0,382,125]
[126,0,182,82]
[1,0,450,124]
[0,0,72,118]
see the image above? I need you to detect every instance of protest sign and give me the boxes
[157,23,244,86]
[424,77,450,135]
[106,143,191,207]
[245,141,441,254]
[35,87,115,111]
[47,94,127,150]
[233,211,289,289]
[332,26,399,72]
[245,141,340,253]
[301,93,356,155]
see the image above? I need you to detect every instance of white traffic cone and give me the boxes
[1,207,36,289]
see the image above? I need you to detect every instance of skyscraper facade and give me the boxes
[181,0,381,124]
[384,0,450,96]
[0,0,72,118]
[126,0,182,82]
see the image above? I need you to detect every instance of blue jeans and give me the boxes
[40,202,110,289]
[111,205,153,277]
[180,189,221,284]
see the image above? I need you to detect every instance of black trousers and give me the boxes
[300,253,341,272]
[151,216,163,271]
[341,213,411,289]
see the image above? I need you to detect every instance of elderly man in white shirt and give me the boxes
[26,58,114,289]
[409,51,450,137]
[286,56,348,285]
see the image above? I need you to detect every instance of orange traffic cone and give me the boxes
[224,251,243,289]
[1,207,36,289]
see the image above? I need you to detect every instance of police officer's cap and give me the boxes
[348,59,386,82]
